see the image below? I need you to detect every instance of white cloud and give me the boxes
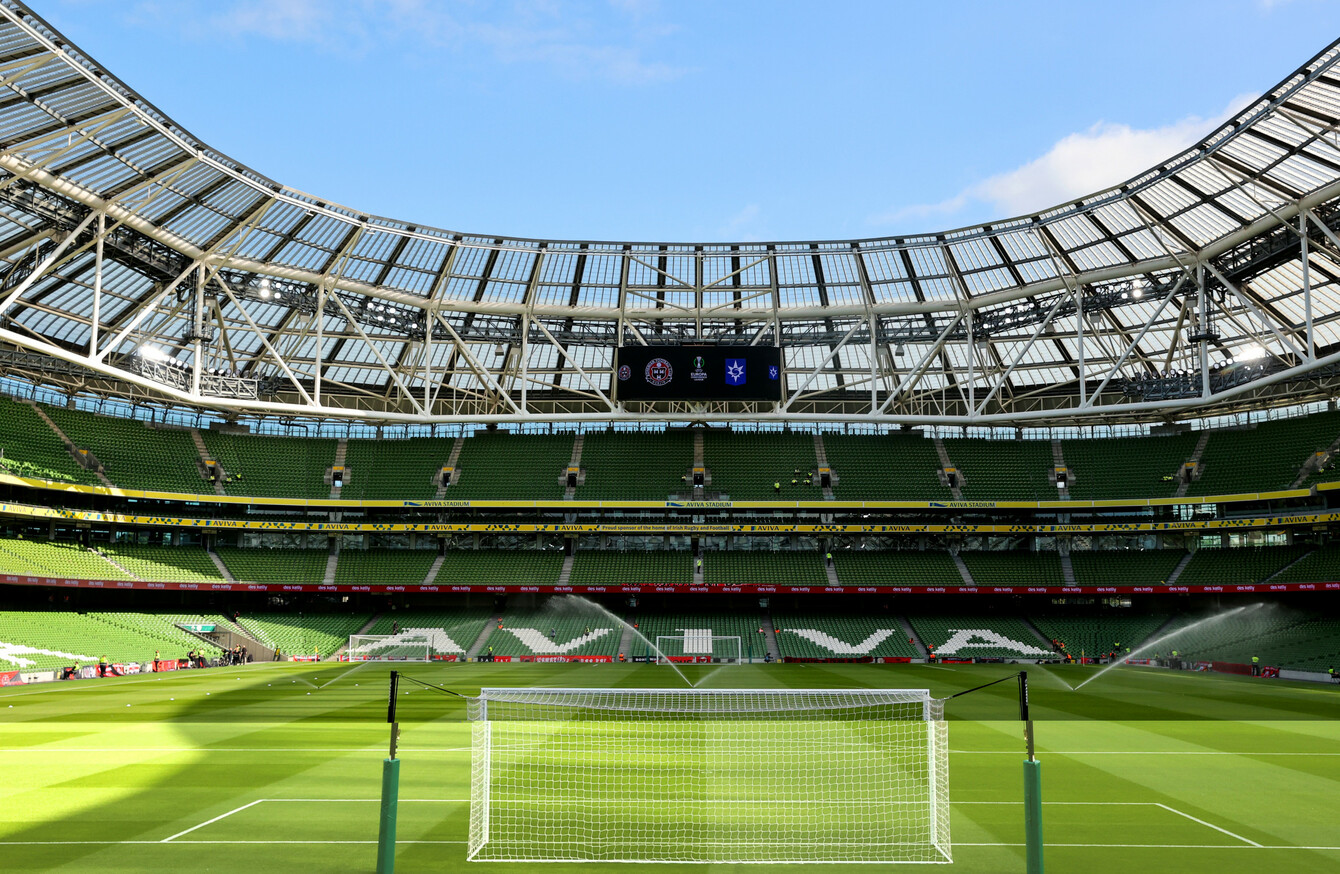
[873,92,1258,228]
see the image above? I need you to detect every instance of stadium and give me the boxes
[0,1,1338,872]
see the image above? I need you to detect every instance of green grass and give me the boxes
[1,662,1337,873]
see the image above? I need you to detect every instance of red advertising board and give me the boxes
[0,670,25,687]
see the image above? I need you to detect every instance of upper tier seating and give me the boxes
[1069,550,1187,588]
[432,549,565,585]
[448,432,572,500]
[1176,544,1310,586]
[569,550,691,587]
[339,437,453,500]
[943,438,1054,501]
[774,612,920,659]
[702,431,819,500]
[43,405,204,493]
[823,433,950,501]
[215,547,330,583]
[959,551,1065,587]
[705,551,829,587]
[1189,411,1340,496]
[200,430,337,499]
[0,396,100,485]
[832,550,963,587]
[908,614,1056,659]
[576,431,695,500]
[1061,432,1197,500]
[334,549,437,585]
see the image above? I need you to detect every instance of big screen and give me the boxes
[614,346,783,402]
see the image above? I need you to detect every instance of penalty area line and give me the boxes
[160,800,265,843]
[1155,803,1263,847]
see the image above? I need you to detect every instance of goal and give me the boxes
[467,687,950,864]
[654,632,744,663]
[347,634,430,662]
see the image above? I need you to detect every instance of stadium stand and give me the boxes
[42,405,204,494]
[1175,544,1310,586]
[97,544,225,583]
[705,550,828,587]
[234,612,372,659]
[773,612,920,659]
[632,611,766,661]
[569,550,691,587]
[1030,613,1169,658]
[481,605,623,657]
[199,430,337,499]
[1159,608,1340,672]
[908,614,1055,659]
[1061,432,1197,500]
[831,550,963,588]
[0,610,225,672]
[0,539,133,580]
[1068,550,1187,588]
[1268,544,1340,583]
[823,433,949,501]
[576,430,695,500]
[433,549,565,585]
[701,430,819,499]
[361,608,494,658]
[944,438,1054,501]
[339,437,453,500]
[1188,412,1340,496]
[215,547,330,584]
[448,432,572,500]
[959,551,1065,587]
[0,396,100,485]
[334,549,438,585]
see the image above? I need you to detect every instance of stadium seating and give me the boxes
[0,610,225,672]
[959,551,1065,587]
[822,433,950,501]
[1157,608,1340,671]
[1175,545,1310,586]
[576,430,695,500]
[433,550,565,585]
[1188,412,1340,496]
[339,437,454,500]
[97,544,225,583]
[334,549,437,585]
[480,605,623,657]
[234,612,372,659]
[569,550,691,587]
[831,550,963,587]
[447,432,572,500]
[0,396,101,485]
[631,611,766,661]
[362,609,494,657]
[1068,550,1187,588]
[773,612,920,659]
[200,430,337,499]
[908,614,1055,659]
[943,438,1054,501]
[215,547,330,584]
[705,551,828,587]
[0,539,133,580]
[42,405,205,494]
[701,430,819,500]
[1268,544,1340,584]
[1030,613,1169,658]
[1061,432,1197,500]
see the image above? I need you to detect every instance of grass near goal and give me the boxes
[347,634,430,662]
[467,687,950,864]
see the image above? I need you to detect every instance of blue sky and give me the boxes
[35,0,1340,243]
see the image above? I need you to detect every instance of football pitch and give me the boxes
[1,661,1337,873]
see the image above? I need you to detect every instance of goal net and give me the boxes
[654,632,744,663]
[347,634,430,662]
[467,687,950,864]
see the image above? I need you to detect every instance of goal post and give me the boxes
[654,633,745,663]
[348,634,431,662]
[467,687,950,864]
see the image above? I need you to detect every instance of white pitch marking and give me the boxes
[1155,803,1263,847]
[160,799,265,843]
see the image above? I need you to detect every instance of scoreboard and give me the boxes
[614,346,783,402]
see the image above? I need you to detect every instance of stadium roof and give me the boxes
[1,0,1340,426]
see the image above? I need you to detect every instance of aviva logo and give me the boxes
[506,627,613,653]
